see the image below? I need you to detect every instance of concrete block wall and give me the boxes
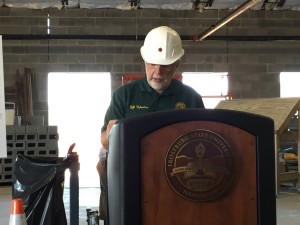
[1,7,300,124]
[0,125,59,183]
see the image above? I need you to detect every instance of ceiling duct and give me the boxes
[261,0,286,10]
[194,0,261,41]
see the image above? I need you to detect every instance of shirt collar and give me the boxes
[139,76,153,92]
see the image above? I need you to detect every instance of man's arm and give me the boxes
[101,119,117,149]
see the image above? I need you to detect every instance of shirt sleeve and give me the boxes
[101,88,127,132]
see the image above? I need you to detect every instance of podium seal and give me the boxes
[165,129,235,201]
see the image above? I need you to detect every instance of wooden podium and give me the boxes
[107,109,276,225]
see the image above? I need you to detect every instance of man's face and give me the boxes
[145,61,179,93]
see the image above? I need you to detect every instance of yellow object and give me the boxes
[284,153,298,160]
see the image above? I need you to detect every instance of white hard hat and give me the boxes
[140,26,184,65]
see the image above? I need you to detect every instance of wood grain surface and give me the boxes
[140,121,257,225]
[216,97,300,135]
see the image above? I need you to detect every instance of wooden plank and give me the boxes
[279,171,299,182]
[216,97,300,135]
[281,131,297,142]
[216,97,300,193]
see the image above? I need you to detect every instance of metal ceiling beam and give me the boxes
[195,0,262,41]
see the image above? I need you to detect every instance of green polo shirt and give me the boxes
[101,76,205,132]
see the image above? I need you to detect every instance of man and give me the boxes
[97,26,205,222]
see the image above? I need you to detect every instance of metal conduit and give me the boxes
[2,34,300,41]
[195,0,262,41]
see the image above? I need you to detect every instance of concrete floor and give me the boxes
[1,184,300,225]
[0,185,103,225]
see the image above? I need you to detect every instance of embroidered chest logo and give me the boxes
[130,105,149,110]
[175,102,186,109]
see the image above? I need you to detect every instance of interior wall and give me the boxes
[1,7,300,124]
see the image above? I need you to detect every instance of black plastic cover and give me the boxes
[12,154,70,225]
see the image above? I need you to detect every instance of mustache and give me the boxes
[153,73,165,78]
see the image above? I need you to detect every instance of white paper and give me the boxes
[0,36,7,158]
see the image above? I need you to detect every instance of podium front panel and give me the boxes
[141,121,255,225]
[107,109,276,225]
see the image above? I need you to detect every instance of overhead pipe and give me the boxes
[194,0,262,42]
[1,34,145,41]
[3,34,300,41]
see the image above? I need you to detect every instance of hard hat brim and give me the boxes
[140,47,184,65]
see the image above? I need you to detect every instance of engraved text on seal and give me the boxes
[165,129,235,201]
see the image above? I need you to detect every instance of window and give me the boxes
[182,72,229,108]
[280,72,300,97]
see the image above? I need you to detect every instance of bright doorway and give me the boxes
[182,72,229,108]
[48,72,111,187]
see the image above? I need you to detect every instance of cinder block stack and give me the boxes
[0,125,59,183]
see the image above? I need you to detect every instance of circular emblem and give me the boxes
[175,102,186,109]
[165,129,235,202]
